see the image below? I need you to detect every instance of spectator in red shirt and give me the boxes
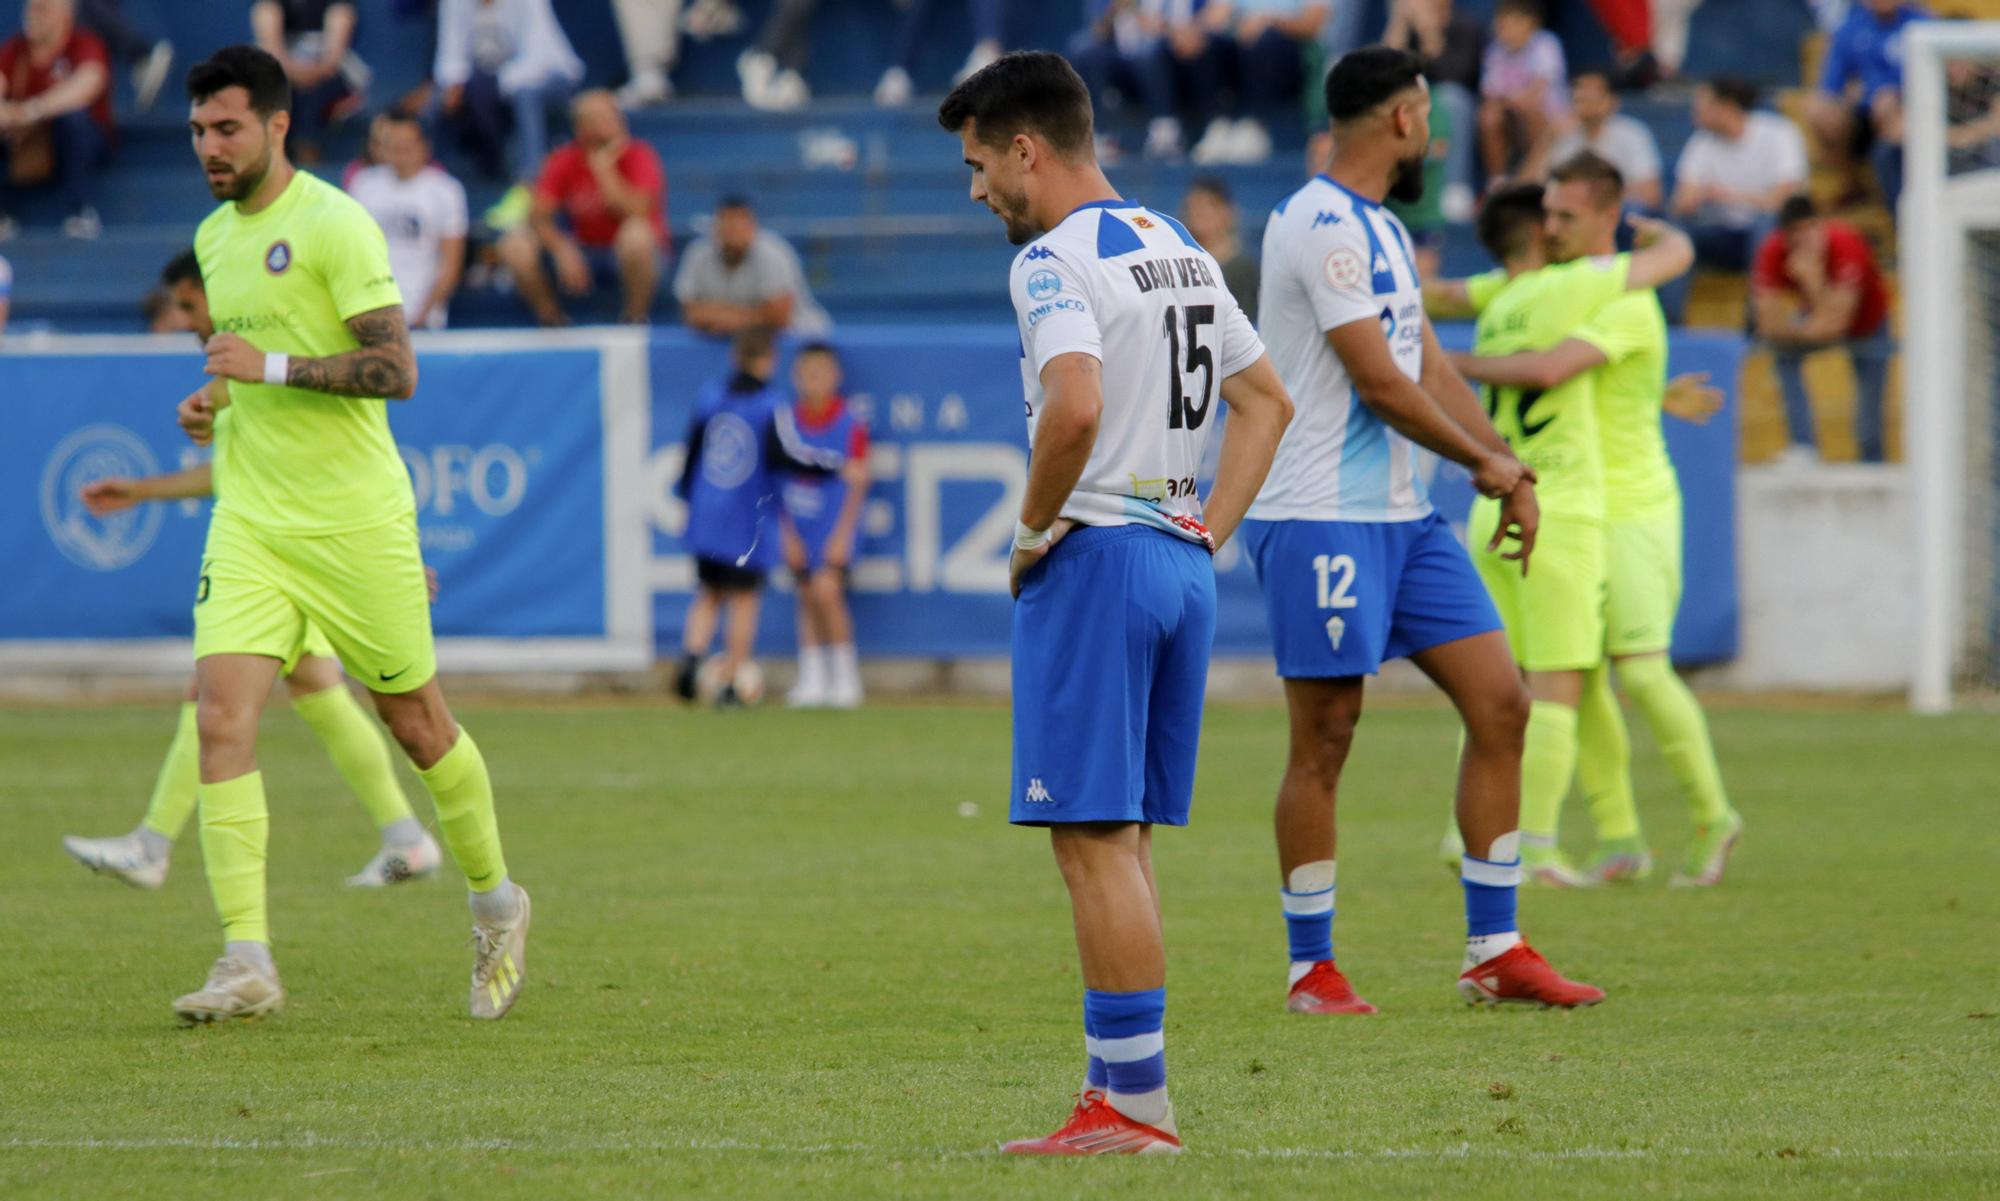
[1752,194,1893,463]
[497,89,668,326]
[0,0,114,240]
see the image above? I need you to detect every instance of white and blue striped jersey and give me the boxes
[1248,174,1432,523]
[1011,199,1265,545]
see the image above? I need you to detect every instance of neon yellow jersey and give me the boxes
[1465,268,1508,312]
[197,170,410,535]
[1573,289,1679,520]
[1470,255,1633,520]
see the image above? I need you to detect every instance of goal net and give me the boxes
[1904,22,2000,711]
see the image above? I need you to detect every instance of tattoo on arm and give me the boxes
[287,306,418,399]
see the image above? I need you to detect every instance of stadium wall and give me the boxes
[4,326,1747,685]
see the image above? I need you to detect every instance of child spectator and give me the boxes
[1478,0,1566,184]
[778,343,871,708]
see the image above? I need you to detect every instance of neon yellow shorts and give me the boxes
[194,507,436,694]
[1603,508,1682,657]
[1469,501,1606,673]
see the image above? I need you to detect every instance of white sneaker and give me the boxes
[63,832,169,889]
[173,955,283,1025]
[1190,117,1239,165]
[737,49,776,103]
[956,39,1001,84]
[62,207,102,240]
[470,886,531,1020]
[874,66,913,108]
[133,41,174,113]
[1441,182,1476,224]
[1772,445,1820,469]
[616,69,673,109]
[765,69,810,111]
[1144,116,1183,159]
[345,832,442,888]
[824,678,863,710]
[1230,119,1273,164]
[788,672,828,709]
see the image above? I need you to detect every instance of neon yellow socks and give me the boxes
[1519,700,1578,851]
[1617,655,1732,826]
[290,684,415,832]
[139,702,201,841]
[199,771,270,945]
[1575,665,1642,842]
[416,731,509,893]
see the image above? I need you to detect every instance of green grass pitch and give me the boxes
[2,698,1996,1199]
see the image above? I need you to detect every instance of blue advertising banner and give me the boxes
[645,325,1741,665]
[1,340,630,660]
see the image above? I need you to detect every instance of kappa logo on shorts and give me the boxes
[265,240,292,274]
[1024,778,1054,805]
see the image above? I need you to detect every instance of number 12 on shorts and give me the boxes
[1313,553,1356,651]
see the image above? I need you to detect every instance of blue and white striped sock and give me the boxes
[1081,996,1108,1095]
[1281,860,1336,987]
[1462,831,1524,968]
[1083,987,1172,1131]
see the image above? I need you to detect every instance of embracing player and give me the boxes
[169,45,527,1024]
[1240,46,1596,1013]
[62,250,441,892]
[940,52,1292,1153]
[1432,152,1740,886]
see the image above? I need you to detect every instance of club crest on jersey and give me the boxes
[1025,269,1063,301]
[264,240,292,274]
[1131,214,1156,229]
[1323,248,1364,290]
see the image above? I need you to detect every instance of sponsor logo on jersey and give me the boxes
[1125,255,1217,293]
[1025,298,1086,328]
[1323,248,1365,290]
[1025,269,1064,301]
[40,424,164,571]
[265,240,292,274]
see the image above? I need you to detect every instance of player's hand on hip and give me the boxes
[203,332,268,384]
[1008,519,1072,600]
[177,384,217,446]
[80,477,139,515]
[1490,480,1539,575]
[1471,451,1529,499]
[1664,371,1724,425]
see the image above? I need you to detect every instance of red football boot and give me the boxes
[1286,961,1378,1014]
[1457,942,1606,1008]
[1001,1091,1184,1156]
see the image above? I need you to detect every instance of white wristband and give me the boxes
[263,352,290,386]
[1013,521,1053,552]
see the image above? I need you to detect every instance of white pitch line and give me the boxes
[2,1136,1994,1162]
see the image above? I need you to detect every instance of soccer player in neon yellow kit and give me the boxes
[171,44,527,1023]
[1427,177,1694,886]
[1435,153,1742,886]
[63,253,441,892]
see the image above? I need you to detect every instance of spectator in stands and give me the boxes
[1384,0,1483,220]
[1071,1,1184,159]
[1947,58,2000,174]
[0,251,11,337]
[76,1,171,112]
[1180,176,1258,321]
[737,0,816,112]
[0,0,113,240]
[675,196,832,337]
[1550,68,1663,210]
[877,0,1009,107]
[1191,0,1331,166]
[431,0,583,182]
[1752,194,1893,464]
[1671,77,1807,271]
[1807,0,1928,213]
[497,90,668,326]
[1478,0,1567,185]
[348,113,469,330]
[613,0,682,109]
[251,0,364,164]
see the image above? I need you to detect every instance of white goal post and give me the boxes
[1904,21,2000,712]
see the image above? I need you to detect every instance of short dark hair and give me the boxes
[795,340,840,361]
[1549,150,1625,208]
[161,248,203,288]
[1496,0,1546,21]
[186,44,292,117]
[717,195,754,214]
[732,326,777,366]
[378,110,425,136]
[1778,193,1818,228]
[1705,76,1759,112]
[1186,175,1235,207]
[1478,182,1547,262]
[938,50,1094,158]
[1571,67,1614,91]
[1325,45,1427,125]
